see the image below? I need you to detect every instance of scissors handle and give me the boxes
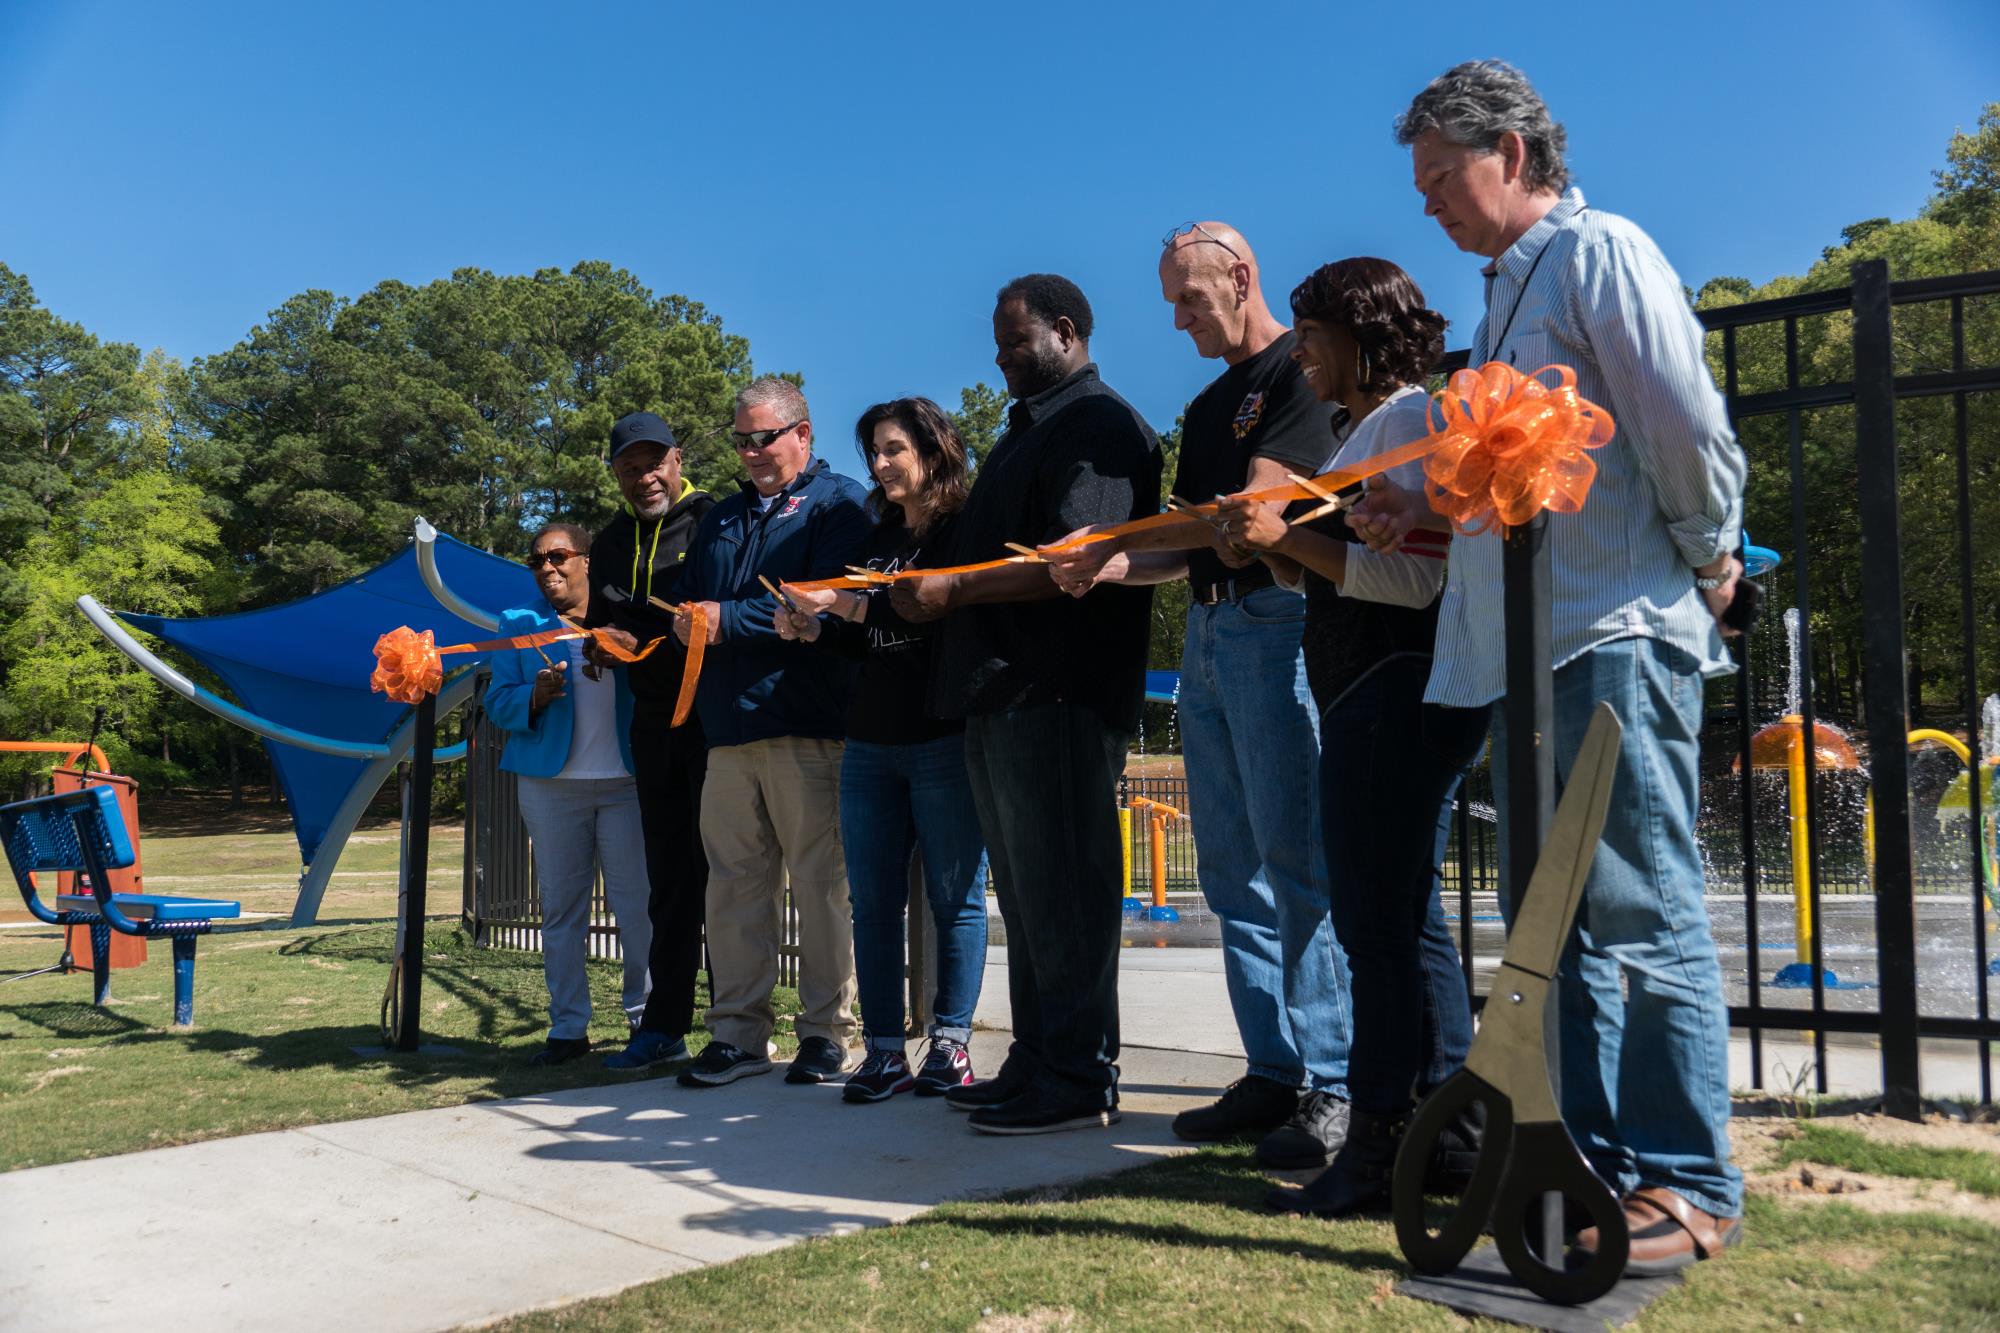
[1488,1120,1630,1306]
[1392,1069,1513,1275]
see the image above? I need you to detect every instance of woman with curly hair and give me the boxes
[1218,257,1490,1216]
[773,397,989,1103]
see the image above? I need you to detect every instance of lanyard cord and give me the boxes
[1484,206,1580,362]
[630,515,664,604]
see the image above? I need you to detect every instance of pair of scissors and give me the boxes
[1393,701,1629,1306]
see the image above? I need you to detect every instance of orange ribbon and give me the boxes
[1420,363,1614,535]
[790,363,1610,593]
[370,615,703,728]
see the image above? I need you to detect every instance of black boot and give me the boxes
[1422,1095,1485,1195]
[1264,1108,1408,1218]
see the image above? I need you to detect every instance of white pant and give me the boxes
[516,775,651,1040]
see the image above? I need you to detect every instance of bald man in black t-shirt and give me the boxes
[1044,224,1352,1170]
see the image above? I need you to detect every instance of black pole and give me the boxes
[1502,513,1562,1261]
[395,692,438,1053]
[1850,258,1921,1119]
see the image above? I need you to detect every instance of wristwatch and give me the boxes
[1693,570,1728,591]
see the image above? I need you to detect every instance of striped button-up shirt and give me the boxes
[1424,187,1747,708]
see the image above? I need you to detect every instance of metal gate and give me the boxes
[1440,260,2000,1116]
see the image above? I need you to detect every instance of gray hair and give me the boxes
[1395,60,1570,195]
[735,375,810,424]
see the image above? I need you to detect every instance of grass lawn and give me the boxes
[1776,1120,2000,1197]
[493,1147,2000,1332]
[0,921,800,1171]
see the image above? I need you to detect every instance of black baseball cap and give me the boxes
[609,411,677,462]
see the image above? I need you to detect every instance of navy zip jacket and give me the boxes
[677,456,874,747]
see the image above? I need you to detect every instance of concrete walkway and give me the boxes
[0,1023,1239,1333]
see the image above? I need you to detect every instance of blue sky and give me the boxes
[4,1,1996,476]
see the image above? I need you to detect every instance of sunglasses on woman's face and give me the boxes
[527,548,580,571]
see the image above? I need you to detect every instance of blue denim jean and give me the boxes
[1491,635,1743,1218]
[839,734,990,1051]
[515,775,652,1040]
[1320,656,1491,1114]
[1177,583,1349,1094]
[964,701,1126,1105]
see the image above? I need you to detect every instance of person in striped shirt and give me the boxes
[1351,59,1748,1274]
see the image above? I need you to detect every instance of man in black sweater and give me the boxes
[585,411,716,1070]
[893,274,1161,1134]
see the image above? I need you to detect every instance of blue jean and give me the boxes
[1177,584,1348,1093]
[840,734,990,1050]
[1491,636,1743,1218]
[964,701,1126,1104]
[515,775,652,1040]
[1321,656,1491,1113]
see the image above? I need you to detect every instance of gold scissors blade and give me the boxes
[1502,701,1624,984]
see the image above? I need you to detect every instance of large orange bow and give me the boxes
[1421,363,1614,535]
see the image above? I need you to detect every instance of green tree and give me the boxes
[0,264,147,613]
[184,262,761,604]
[950,382,1008,470]
[1696,103,2000,724]
[0,470,222,794]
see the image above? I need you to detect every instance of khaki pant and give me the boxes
[700,735,858,1051]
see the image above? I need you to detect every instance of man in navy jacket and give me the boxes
[671,375,873,1089]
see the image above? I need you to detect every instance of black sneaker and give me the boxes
[785,1036,852,1084]
[1171,1073,1300,1143]
[913,1037,975,1096]
[943,1060,1034,1112]
[1256,1089,1351,1168]
[676,1041,774,1087]
[968,1083,1121,1136]
[527,1036,592,1066]
[842,1048,916,1103]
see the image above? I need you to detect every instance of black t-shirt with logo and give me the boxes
[1171,330,1337,591]
[932,364,1162,734]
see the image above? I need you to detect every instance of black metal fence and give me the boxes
[1446,261,2000,1115]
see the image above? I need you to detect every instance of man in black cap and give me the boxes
[586,411,717,1070]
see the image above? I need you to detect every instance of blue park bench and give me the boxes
[0,785,239,1026]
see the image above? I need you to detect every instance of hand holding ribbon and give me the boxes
[370,614,703,728]
[788,363,1611,595]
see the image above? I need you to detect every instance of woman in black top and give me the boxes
[1218,258,1491,1216]
[775,397,989,1103]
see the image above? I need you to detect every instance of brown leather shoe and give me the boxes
[1579,1186,1743,1276]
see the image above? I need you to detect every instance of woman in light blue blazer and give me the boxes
[485,521,650,1065]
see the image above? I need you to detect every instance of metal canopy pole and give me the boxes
[395,693,438,1053]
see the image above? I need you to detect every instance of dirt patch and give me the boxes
[1732,1103,2000,1227]
[976,1308,1077,1333]
[1748,1162,2000,1225]
[25,1065,89,1094]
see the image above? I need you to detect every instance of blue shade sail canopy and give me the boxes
[118,533,538,864]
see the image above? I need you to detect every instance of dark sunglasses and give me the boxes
[731,419,805,451]
[1161,221,1242,262]
[527,548,581,570]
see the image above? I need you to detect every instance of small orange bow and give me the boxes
[370,627,445,704]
